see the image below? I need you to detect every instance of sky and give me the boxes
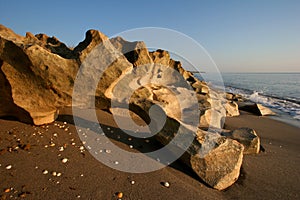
[0,0,299,72]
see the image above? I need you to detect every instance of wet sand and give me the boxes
[0,109,299,199]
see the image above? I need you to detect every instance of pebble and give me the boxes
[5,165,12,170]
[116,192,123,199]
[105,149,111,153]
[163,181,170,188]
[58,147,64,152]
[130,180,135,185]
[52,171,57,176]
[114,161,119,165]
[61,158,68,163]
[50,143,56,147]
[71,142,76,146]
[53,133,58,137]
[42,170,49,175]
[79,146,84,150]
[129,145,133,149]
[4,188,11,193]
[63,122,67,125]
[57,172,62,177]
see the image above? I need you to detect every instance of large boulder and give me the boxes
[184,130,244,190]
[0,25,134,124]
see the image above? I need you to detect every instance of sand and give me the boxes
[0,109,299,199]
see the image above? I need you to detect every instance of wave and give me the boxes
[225,86,300,121]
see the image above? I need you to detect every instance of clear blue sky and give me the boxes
[1,0,299,72]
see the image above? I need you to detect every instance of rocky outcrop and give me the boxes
[0,25,133,124]
[0,24,262,190]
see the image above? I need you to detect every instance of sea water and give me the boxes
[196,73,300,127]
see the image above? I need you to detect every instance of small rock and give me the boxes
[57,172,62,177]
[130,180,135,185]
[5,165,12,170]
[61,158,68,163]
[129,145,133,149]
[105,149,111,153]
[4,188,11,193]
[52,171,57,176]
[58,147,64,152]
[116,192,123,199]
[50,143,55,147]
[42,170,48,175]
[114,161,119,165]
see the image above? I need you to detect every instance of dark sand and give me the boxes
[0,109,299,199]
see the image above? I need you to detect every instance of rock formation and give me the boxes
[0,24,262,190]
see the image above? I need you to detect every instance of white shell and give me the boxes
[5,165,12,170]
[163,182,170,188]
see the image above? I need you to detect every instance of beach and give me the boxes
[1,108,299,200]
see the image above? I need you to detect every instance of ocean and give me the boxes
[196,73,300,127]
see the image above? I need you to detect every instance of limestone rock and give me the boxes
[223,128,260,154]
[190,132,244,190]
[0,24,133,124]
[238,102,276,116]
[199,108,224,129]
[157,127,244,190]
[224,101,240,117]
[110,36,153,67]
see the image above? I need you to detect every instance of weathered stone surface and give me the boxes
[225,101,240,117]
[166,129,245,190]
[190,135,244,190]
[199,109,224,129]
[223,128,260,154]
[0,25,133,124]
[110,36,153,67]
[238,102,275,116]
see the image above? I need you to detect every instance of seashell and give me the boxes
[163,181,170,188]
[5,165,12,170]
